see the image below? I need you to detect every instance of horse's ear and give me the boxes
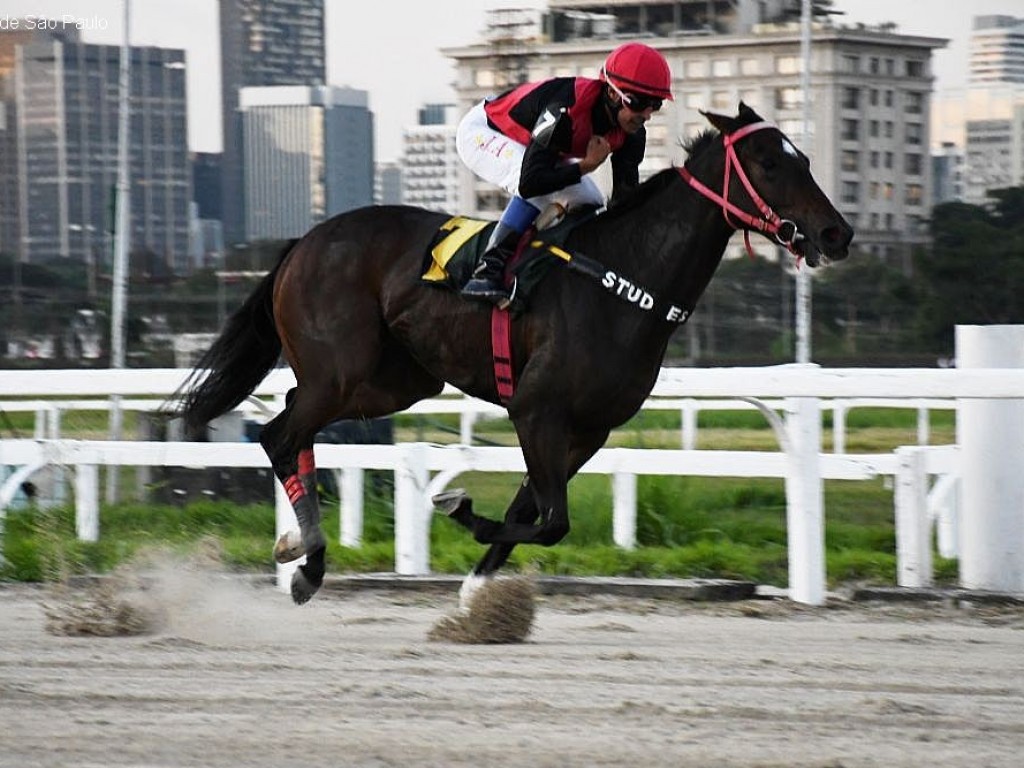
[700,109,737,135]
[737,101,765,124]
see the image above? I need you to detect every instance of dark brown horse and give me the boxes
[178,103,853,605]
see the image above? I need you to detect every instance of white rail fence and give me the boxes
[1,355,1022,604]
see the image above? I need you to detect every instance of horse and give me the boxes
[177,103,853,605]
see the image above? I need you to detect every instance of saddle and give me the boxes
[422,207,598,314]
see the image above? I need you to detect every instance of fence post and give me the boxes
[832,401,847,455]
[956,325,1024,592]
[894,446,932,587]
[339,467,364,547]
[784,395,825,605]
[74,464,100,542]
[394,443,430,575]
[680,399,697,450]
[612,471,637,550]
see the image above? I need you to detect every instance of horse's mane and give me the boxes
[595,128,720,223]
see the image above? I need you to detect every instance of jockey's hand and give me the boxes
[579,136,611,175]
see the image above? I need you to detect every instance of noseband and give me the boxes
[677,121,804,259]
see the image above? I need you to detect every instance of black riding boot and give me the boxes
[461,223,521,303]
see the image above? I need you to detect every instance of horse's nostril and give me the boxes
[821,225,853,248]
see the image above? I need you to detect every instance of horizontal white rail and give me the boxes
[1,365,1024,399]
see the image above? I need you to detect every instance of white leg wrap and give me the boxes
[458,571,491,613]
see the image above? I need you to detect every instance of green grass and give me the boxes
[1,471,951,589]
[0,411,959,589]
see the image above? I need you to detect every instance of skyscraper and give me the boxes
[219,0,326,245]
[13,38,190,272]
[401,103,460,214]
[240,85,372,241]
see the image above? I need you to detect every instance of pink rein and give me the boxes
[677,121,804,261]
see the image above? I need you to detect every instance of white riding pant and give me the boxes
[455,101,606,212]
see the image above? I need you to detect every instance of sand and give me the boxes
[1,571,1023,768]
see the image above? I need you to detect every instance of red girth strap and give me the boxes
[491,306,515,405]
[677,121,802,261]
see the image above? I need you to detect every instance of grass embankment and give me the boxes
[0,406,959,587]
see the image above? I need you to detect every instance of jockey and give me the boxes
[455,42,674,303]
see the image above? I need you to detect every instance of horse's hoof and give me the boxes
[290,564,323,605]
[432,488,469,516]
[273,529,305,564]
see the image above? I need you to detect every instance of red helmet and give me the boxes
[601,43,673,101]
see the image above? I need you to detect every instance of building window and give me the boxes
[841,54,859,74]
[906,123,923,145]
[905,91,924,114]
[884,90,894,108]
[739,57,760,75]
[870,151,879,168]
[776,56,801,74]
[841,150,859,172]
[841,87,860,109]
[869,57,880,75]
[884,58,895,76]
[906,60,925,77]
[884,151,894,169]
[711,90,731,110]
[869,120,879,138]
[884,121,894,139]
[841,181,859,203]
[712,59,731,77]
[739,88,760,108]
[906,183,923,206]
[905,153,922,175]
[869,89,878,106]
[841,119,859,141]
[775,87,801,110]
[685,60,707,78]
[684,92,704,110]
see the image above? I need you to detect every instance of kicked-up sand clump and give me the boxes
[42,572,162,637]
[41,537,227,638]
[428,574,536,644]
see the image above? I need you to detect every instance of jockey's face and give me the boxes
[606,85,658,134]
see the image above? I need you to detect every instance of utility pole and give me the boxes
[108,0,131,502]
[794,0,813,363]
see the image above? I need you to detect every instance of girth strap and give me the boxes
[491,306,515,405]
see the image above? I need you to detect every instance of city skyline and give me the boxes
[1,0,1022,160]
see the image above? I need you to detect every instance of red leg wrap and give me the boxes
[284,474,306,505]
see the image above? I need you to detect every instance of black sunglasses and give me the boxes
[622,91,663,113]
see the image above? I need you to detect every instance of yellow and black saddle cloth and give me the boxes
[422,212,596,313]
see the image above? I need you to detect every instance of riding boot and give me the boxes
[461,223,521,303]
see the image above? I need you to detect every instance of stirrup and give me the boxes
[461,277,509,302]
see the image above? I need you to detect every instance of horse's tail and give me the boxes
[175,240,297,438]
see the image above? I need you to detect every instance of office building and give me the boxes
[444,0,946,259]
[0,26,78,258]
[401,103,460,214]
[375,161,403,205]
[240,85,373,241]
[220,0,326,244]
[13,38,190,271]
[962,16,1024,203]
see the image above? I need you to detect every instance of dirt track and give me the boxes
[2,572,1023,768]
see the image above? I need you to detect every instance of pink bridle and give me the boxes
[677,121,804,260]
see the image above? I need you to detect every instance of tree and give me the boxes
[913,196,1024,352]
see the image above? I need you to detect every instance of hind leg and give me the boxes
[260,393,331,604]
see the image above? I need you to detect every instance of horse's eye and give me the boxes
[761,157,777,172]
